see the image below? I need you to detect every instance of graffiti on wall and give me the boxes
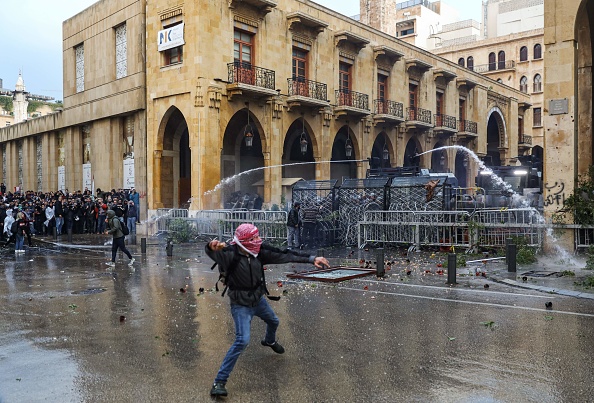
[544,181,566,207]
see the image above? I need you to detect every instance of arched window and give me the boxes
[497,78,503,84]
[467,56,474,71]
[534,44,542,59]
[498,51,506,69]
[520,46,528,61]
[533,74,542,92]
[520,76,528,93]
[488,53,496,71]
[458,57,465,67]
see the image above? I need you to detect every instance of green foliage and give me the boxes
[560,270,575,276]
[457,254,467,267]
[575,276,594,288]
[169,218,197,243]
[557,166,594,225]
[0,96,13,112]
[586,245,594,270]
[511,236,537,264]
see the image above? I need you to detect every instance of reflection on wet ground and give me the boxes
[0,237,593,402]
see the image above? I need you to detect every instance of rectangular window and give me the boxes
[377,74,387,101]
[164,46,183,65]
[533,107,542,127]
[436,92,443,115]
[75,44,84,93]
[339,62,352,106]
[459,99,466,121]
[292,48,307,80]
[234,29,253,65]
[400,28,414,36]
[518,117,524,140]
[409,84,417,108]
[115,24,127,79]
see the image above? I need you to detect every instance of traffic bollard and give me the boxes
[53,227,57,240]
[376,248,385,277]
[507,243,517,272]
[141,238,147,254]
[447,253,457,285]
[67,228,73,243]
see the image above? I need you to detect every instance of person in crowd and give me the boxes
[54,195,64,235]
[44,201,55,236]
[127,201,137,234]
[301,204,320,249]
[128,188,140,223]
[14,212,29,253]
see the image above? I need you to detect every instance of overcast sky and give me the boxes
[0,0,481,102]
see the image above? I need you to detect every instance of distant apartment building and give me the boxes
[482,0,544,39]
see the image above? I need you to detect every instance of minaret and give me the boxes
[13,72,29,124]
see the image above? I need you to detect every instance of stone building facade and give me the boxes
[0,0,532,221]
[543,0,593,227]
[0,0,146,211]
[145,0,531,212]
[433,29,544,157]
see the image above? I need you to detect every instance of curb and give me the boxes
[490,276,594,300]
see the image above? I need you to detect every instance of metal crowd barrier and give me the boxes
[357,208,544,250]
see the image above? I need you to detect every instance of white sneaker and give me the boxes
[19,250,25,253]
[106,262,115,267]
[128,258,135,265]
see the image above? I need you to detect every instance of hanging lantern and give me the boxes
[345,137,353,158]
[463,155,469,168]
[382,145,389,161]
[299,117,308,155]
[440,153,446,166]
[244,104,253,148]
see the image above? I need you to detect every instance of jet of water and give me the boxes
[204,159,367,196]
[417,145,578,265]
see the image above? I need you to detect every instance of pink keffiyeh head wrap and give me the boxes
[230,223,262,257]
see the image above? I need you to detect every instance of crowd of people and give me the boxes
[0,184,141,252]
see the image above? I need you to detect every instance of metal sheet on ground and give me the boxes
[286,266,376,282]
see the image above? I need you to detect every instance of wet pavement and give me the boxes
[1,235,593,402]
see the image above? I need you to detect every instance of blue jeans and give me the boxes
[55,217,64,234]
[127,217,137,234]
[15,234,24,251]
[215,297,279,383]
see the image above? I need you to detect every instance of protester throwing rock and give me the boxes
[206,223,329,397]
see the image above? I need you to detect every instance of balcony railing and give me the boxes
[519,134,532,145]
[287,78,327,101]
[407,107,432,124]
[335,89,369,110]
[228,62,275,90]
[434,114,457,130]
[473,60,516,73]
[459,119,478,134]
[374,99,403,118]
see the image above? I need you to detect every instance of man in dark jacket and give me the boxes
[286,202,301,249]
[105,209,135,267]
[206,223,329,397]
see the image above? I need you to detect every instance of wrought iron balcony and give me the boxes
[434,114,457,131]
[286,77,328,108]
[406,107,432,125]
[458,119,478,135]
[335,89,369,110]
[227,61,275,89]
[519,134,532,146]
[373,99,404,122]
[473,60,516,73]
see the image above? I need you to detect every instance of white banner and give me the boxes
[58,166,66,191]
[82,163,92,191]
[123,158,135,189]
[158,23,185,52]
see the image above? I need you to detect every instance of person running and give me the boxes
[104,209,134,267]
[206,223,329,397]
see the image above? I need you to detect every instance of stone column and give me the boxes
[153,150,163,208]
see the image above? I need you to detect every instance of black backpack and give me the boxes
[10,221,18,235]
[113,217,129,235]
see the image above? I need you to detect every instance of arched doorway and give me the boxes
[577,0,593,171]
[221,108,265,209]
[158,107,191,208]
[370,132,392,170]
[403,138,421,168]
[331,125,358,181]
[486,108,506,166]
[431,142,448,173]
[282,118,315,180]
[455,150,469,187]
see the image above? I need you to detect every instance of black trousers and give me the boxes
[111,236,132,262]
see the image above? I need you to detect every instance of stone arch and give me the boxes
[220,107,267,207]
[156,106,191,208]
[486,106,506,166]
[282,117,319,180]
[370,131,393,170]
[455,150,469,188]
[403,137,422,168]
[331,125,359,180]
[576,0,593,172]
